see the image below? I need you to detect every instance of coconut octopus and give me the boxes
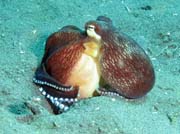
[33,16,155,114]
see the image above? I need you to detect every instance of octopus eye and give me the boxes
[86,24,101,40]
[87,25,95,30]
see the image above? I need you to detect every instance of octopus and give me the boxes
[33,16,155,114]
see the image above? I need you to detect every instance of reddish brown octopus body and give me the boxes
[33,16,155,114]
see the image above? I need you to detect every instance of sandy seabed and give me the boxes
[0,0,180,134]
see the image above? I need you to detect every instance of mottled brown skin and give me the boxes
[85,16,155,98]
[46,41,84,84]
[34,26,87,113]
[43,26,86,85]
[34,16,155,114]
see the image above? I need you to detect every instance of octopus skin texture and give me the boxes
[33,16,155,114]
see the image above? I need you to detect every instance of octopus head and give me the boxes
[85,16,113,41]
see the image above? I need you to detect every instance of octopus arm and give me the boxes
[41,25,85,63]
[100,31,155,99]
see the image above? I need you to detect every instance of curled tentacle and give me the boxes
[97,87,120,97]
[33,64,74,92]
[38,87,78,114]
